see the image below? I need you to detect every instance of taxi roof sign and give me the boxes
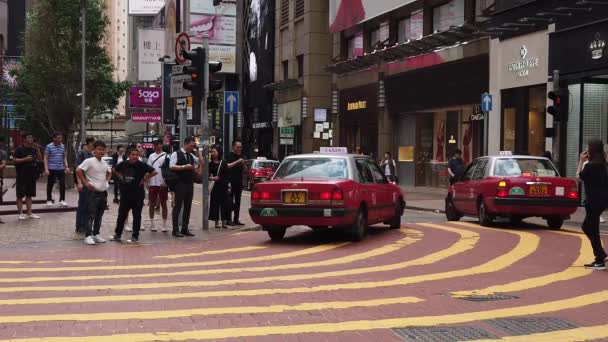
[320,147,348,153]
[499,151,513,156]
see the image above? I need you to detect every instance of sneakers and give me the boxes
[584,261,606,270]
[46,201,53,207]
[59,201,68,207]
[150,221,157,232]
[161,223,169,232]
[84,236,96,245]
[93,235,106,243]
[126,238,138,244]
[109,235,121,242]
[125,225,132,232]
[140,225,146,232]
[18,214,27,220]
[27,214,40,219]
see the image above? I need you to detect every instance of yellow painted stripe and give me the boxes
[0,243,347,273]
[0,230,422,290]
[0,296,423,323]
[471,324,608,342]
[4,290,608,341]
[154,246,267,259]
[0,225,536,305]
[61,259,115,264]
[451,230,593,297]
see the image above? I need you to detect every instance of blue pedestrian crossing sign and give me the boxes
[224,91,239,113]
[481,93,492,112]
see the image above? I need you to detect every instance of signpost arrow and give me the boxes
[481,93,493,112]
[227,94,236,112]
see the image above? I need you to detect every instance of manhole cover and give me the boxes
[452,293,519,302]
[392,326,497,341]
[486,317,578,335]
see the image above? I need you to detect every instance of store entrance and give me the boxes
[501,85,547,156]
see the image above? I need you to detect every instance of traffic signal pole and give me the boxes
[201,36,210,231]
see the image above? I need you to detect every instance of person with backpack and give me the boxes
[147,140,169,232]
[169,137,203,237]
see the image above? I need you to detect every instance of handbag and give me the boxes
[209,160,222,191]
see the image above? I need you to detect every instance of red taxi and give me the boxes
[249,153,405,241]
[245,158,280,190]
[445,154,579,230]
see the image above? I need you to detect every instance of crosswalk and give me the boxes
[0,222,606,341]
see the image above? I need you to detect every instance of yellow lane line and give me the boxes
[4,290,608,341]
[0,296,423,324]
[451,230,593,297]
[0,225,538,305]
[471,324,608,342]
[154,246,267,259]
[0,243,348,273]
[60,259,115,264]
[0,229,422,289]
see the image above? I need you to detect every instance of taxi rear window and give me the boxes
[494,159,557,177]
[274,158,348,179]
[256,161,279,169]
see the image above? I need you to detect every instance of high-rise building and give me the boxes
[104,0,129,115]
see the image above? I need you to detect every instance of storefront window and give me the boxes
[398,12,423,42]
[432,0,464,33]
[503,108,516,152]
[347,33,363,59]
[501,85,546,155]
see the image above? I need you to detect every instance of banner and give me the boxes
[138,29,166,81]
[329,0,416,32]
[191,0,236,15]
[131,112,162,123]
[129,0,166,15]
[129,87,162,109]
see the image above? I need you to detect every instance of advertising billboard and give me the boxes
[190,14,236,45]
[129,0,166,15]
[129,87,162,109]
[191,0,236,15]
[138,29,166,81]
[244,0,274,107]
[329,0,416,33]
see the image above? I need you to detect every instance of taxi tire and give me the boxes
[351,209,367,241]
[547,217,564,230]
[267,227,287,241]
[445,197,462,222]
[478,200,493,227]
[389,201,404,229]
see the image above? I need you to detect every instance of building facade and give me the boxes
[104,0,130,116]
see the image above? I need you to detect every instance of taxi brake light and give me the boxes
[496,189,508,198]
[320,192,332,201]
[332,189,344,201]
[261,192,271,200]
[251,191,260,200]
[567,190,579,199]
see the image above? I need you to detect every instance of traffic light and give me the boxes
[208,61,223,93]
[547,89,568,122]
[182,47,204,96]
[213,0,222,5]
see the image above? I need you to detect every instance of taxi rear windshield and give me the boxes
[494,159,557,177]
[256,161,279,169]
[274,158,348,179]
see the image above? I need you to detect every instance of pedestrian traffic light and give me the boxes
[182,47,205,96]
[547,89,568,122]
[208,61,223,93]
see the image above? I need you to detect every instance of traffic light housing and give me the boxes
[208,61,223,93]
[182,47,204,96]
[547,89,568,123]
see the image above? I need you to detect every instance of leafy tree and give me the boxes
[14,0,129,157]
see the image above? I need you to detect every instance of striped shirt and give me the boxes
[45,143,65,171]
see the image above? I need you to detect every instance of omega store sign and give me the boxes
[550,21,608,78]
[498,30,548,89]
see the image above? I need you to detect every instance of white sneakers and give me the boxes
[84,235,107,245]
[18,214,27,220]
[59,201,68,207]
[125,225,133,232]
[150,221,157,232]
[18,214,40,220]
[46,201,53,207]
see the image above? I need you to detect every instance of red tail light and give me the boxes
[320,192,332,200]
[496,189,508,198]
[254,170,264,177]
[252,191,272,201]
[567,190,579,199]
[332,189,344,201]
[261,192,271,200]
[251,191,260,200]
[496,179,508,198]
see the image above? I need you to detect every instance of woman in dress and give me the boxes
[208,146,230,228]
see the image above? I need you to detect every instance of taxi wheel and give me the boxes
[389,201,404,229]
[478,200,493,227]
[547,217,564,230]
[267,227,287,241]
[351,209,368,241]
[445,197,462,222]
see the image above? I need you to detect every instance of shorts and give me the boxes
[148,186,168,204]
[16,175,36,198]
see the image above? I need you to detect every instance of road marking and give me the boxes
[154,246,267,259]
[0,230,422,290]
[0,296,423,323]
[61,259,115,264]
[470,324,608,342]
[3,290,608,341]
[451,231,593,297]
[0,243,348,274]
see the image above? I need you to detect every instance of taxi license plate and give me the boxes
[529,184,549,196]
[283,191,307,204]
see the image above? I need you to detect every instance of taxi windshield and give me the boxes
[256,161,279,170]
[274,158,348,179]
[494,158,557,177]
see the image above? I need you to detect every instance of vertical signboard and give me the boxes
[138,29,166,81]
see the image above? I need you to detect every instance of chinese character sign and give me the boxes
[138,29,166,81]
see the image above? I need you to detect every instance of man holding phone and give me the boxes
[227,139,247,226]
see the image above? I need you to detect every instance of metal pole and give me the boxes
[80,0,86,145]
[201,37,210,231]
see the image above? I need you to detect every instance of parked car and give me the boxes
[245,158,280,190]
[249,153,405,241]
[445,153,579,230]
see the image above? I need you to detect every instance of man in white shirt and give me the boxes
[169,137,203,237]
[76,141,112,245]
[147,140,169,232]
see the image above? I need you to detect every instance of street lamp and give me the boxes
[80,0,86,145]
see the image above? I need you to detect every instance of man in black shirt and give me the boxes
[13,133,42,220]
[110,147,157,243]
[227,139,247,226]
[169,137,203,237]
[448,149,465,185]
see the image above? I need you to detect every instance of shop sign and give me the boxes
[280,127,295,138]
[507,45,539,78]
[314,108,327,122]
[253,122,271,129]
[590,33,606,60]
[347,100,367,111]
[470,105,484,121]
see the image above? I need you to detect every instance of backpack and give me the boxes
[161,154,179,190]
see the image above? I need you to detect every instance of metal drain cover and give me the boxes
[454,293,519,302]
[393,326,497,341]
[486,317,578,335]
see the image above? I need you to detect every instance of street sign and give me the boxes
[481,93,492,112]
[224,91,239,113]
[280,138,294,145]
[170,75,192,98]
[172,65,185,74]
[175,32,191,65]
[280,127,294,138]
[176,98,187,110]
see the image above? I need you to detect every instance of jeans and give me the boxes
[75,188,89,231]
[115,189,145,239]
[85,189,107,237]
[582,205,608,262]
[172,181,194,233]
[46,170,66,202]
[231,183,243,221]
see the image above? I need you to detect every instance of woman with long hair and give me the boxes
[577,139,608,270]
[208,146,230,228]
